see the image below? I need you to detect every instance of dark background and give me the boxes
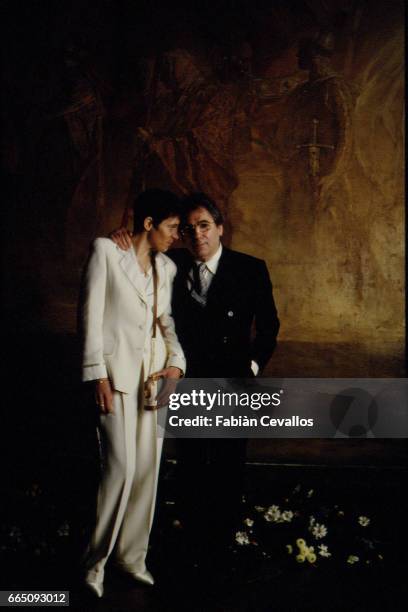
[1,0,405,470]
[0,1,406,608]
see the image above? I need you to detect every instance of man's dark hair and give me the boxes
[182,192,224,225]
[133,189,181,233]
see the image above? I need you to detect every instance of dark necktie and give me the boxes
[192,262,202,295]
[191,263,210,306]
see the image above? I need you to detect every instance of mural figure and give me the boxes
[276,31,355,203]
[123,48,239,235]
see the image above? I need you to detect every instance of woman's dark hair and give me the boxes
[181,193,224,225]
[133,189,181,233]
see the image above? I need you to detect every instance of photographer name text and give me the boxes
[168,414,314,428]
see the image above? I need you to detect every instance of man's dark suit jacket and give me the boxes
[167,246,280,554]
[168,246,280,377]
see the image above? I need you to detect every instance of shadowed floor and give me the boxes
[1,462,406,611]
[1,333,406,610]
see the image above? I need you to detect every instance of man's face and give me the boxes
[148,216,180,252]
[185,207,223,261]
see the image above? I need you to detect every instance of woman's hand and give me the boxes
[109,227,133,251]
[95,379,114,414]
[152,367,183,408]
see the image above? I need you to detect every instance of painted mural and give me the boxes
[2,0,404,375]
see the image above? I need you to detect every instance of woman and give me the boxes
[81,189,185,598]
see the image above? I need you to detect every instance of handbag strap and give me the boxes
[151,252,158,339]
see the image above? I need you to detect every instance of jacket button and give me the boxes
[227,310,234,317]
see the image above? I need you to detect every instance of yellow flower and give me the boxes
[306,553,317,563]
[296,554,306,563]
[286,545,293,554]
[296,538,306,548]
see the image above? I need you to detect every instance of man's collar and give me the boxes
[195,243,223,274]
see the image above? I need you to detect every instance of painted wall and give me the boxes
[230,18,404,369]
[2,0,404,376]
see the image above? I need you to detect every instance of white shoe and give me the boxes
[130,569,155,586]
[84,570,104,598]
[115,563,155,586]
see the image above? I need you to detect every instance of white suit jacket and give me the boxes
[82,238,186,394]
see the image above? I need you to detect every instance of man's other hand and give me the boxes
[110,227,133,250]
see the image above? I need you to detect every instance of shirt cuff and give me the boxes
[166,355,186,376]
[82,363,108,382]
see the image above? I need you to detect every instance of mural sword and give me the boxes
[296,118,334,199]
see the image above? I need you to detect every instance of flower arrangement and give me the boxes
[234,483,384,568]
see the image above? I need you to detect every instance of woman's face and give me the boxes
[148,216,180,252]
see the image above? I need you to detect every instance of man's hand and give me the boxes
[95,379,114,414]
[110,227,133,251]
[152,366,183,408]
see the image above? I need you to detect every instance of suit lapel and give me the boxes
[118,247,148,305]
[154,253,168,293]
[154,253,170,313]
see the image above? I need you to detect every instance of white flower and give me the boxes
[264,512,277,522]
[57,523,69,537]
[281,510,294,523]
[235,531,250,545]
[244,518,254,527]
[309,515,316,527]
[347,555,359,565]
[358,516,370,527]
[311,523,328,539]
[264,505,281,522]
[318,544,332,558]
[255,505,265,513]
[307,489,314,498]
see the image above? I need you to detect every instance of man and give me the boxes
[111,192,279,569]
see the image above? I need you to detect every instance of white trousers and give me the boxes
[84,379,163,582]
